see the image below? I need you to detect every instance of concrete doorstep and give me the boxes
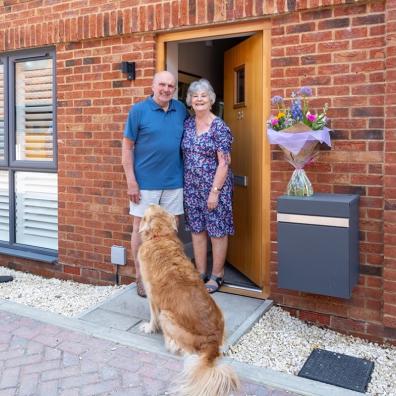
[0,286,362,396]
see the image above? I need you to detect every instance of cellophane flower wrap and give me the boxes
[267,87,331,196]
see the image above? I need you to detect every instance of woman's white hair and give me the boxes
[186,79,216,107]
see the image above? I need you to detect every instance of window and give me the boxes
[234,65,245,107]
[0,49,57,256]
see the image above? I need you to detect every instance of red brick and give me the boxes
[384,315,396,329]
[299,310,331,326]
[331,316,367,333]
[63,265,82,276]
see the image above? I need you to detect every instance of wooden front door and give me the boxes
[224,33,264,288]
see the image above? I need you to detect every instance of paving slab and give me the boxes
[81,309,142,331]
[79,284,272,352]
[0,291,363,396]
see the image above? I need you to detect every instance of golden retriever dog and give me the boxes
[138,204,240,396]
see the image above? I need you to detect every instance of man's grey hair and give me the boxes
[153,70,176,85]
[186,79,216,106]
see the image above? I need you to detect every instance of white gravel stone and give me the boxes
[0,267,126,317]
[1,266,395,395]
[227,306,396,396]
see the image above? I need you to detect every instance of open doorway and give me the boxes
[177,38,247,111]
[175,36,259,291]
[158,22,271,299]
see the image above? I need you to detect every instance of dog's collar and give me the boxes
[149,233,173,240]
[151,234,164,239]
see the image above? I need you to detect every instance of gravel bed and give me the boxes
[227,306,396,396]
[1,267,395,395]
[0,267,126,317]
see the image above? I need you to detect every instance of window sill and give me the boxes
[0,247,57,264]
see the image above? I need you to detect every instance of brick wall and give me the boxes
[56,35,155,285]
[384,0,396,330]
[269,2,395,343]
[0,0,395,342]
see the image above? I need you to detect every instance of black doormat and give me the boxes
[0,275,13,283]
[298,348,374,393]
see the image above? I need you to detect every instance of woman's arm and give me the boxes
[207,151,231,211]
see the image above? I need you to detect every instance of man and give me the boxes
[122,71,188,297]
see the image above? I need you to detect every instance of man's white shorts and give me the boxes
[129,188,184,217]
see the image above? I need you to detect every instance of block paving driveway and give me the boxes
[0,310,296,396]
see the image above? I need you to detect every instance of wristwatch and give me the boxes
[212,186,221,193]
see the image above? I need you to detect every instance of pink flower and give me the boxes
[306,112,317,122]
[271,118,279,126]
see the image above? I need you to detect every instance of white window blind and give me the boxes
[15,172,57,250]
[0,171,9,242]
[15,59,53,161]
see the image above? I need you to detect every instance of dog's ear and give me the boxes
[138,218,150,233]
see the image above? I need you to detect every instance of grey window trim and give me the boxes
[9,48,57,170]
[0,246,57,263]
[9,168,15,250]
[0,57,9,167]
[0,47,58,258]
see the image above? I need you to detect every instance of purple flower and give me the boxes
[306,112,317,122]
[299,86,312,97]
[271,118,279,126]
[271,95,283,105]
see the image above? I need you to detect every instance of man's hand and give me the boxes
[128,181,141,204]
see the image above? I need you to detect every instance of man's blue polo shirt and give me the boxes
[124,96,188,190]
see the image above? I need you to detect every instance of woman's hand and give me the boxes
[207,191,219,211]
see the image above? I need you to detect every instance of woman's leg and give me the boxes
[206,236,228,289]
[191,231,208,275]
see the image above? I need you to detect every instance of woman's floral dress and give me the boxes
[182,116,234,237]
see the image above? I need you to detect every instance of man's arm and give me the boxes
[122,137,141,203]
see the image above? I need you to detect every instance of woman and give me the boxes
[182,79,234,293]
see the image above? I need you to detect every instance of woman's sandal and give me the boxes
[205,274,224,294]
[199,273,209,283]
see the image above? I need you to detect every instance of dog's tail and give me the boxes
[173,352,240,396]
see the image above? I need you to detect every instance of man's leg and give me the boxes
[130,190,162,297]
[131,216,146,297]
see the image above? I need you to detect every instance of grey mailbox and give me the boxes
[277,193,359,299]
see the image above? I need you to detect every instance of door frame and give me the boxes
[157,20,272,299]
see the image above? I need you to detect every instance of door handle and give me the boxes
[236,110,244,120]
[234,175,248,187]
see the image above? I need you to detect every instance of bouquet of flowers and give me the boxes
[267,87,331,196]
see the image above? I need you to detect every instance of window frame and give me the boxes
[233,64,246,109]
[0,58,9,167]
[0,47,58,258]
